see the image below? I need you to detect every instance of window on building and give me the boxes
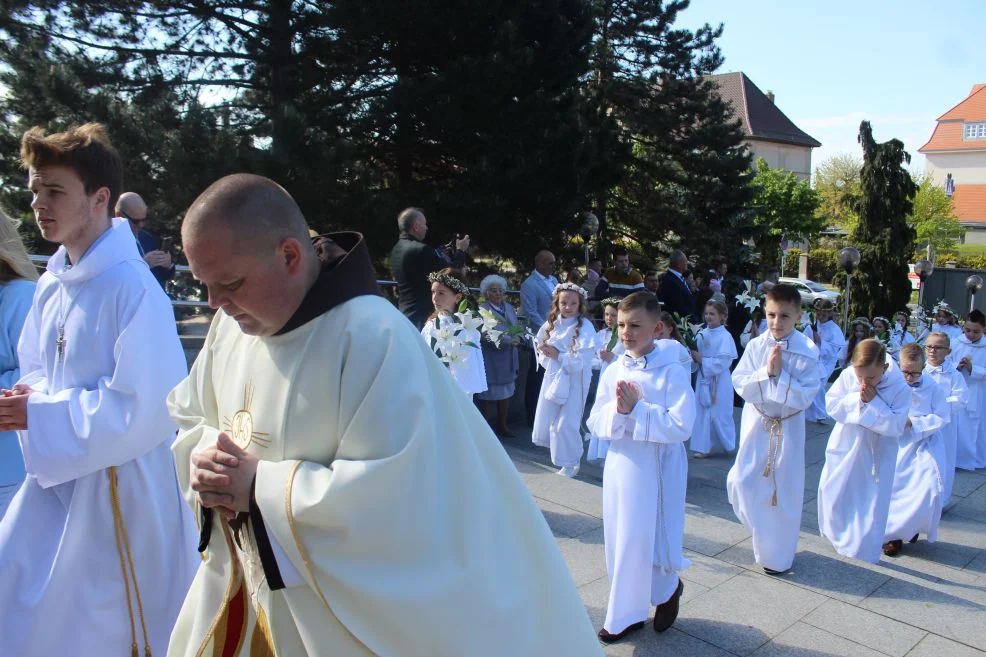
[965,122,986,139]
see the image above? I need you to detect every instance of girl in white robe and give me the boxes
[893,311,917,350]
[421,270,488,396]
[690,301,738,457]
[588,336,695,639]
[952,311,986,470]
[923,331,969,504]
[587,300,623,463]
[659,311,699,373]
[533,283,596,477]
[806,302,846,423]
[838,318,874,367]
[884,346,948,555]
[932,302,963,345]
[727,287,820,574]
[872,316,901,361]
[818,339,910,563]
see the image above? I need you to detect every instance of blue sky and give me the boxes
[681,0,985,175]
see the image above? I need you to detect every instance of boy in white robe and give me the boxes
[0,124,197,656]
[923,331,968,504]
[169,176,604,657]
[806,301,845,423]
[818,339,910,563]
[953,310,986,470]
[533,283,596,477]
[883,344,948,556]
[727,284,820,574]
[690,300,738,457]
[588,292,695,643]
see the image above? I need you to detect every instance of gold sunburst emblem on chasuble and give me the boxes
[222,382,271,450]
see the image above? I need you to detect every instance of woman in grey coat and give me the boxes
[478,274,521,436]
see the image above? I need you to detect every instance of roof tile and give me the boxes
[953,184,986,224]
[708,72,821,148]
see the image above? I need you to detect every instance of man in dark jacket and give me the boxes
[390,207,470,329]
[657,249,696,321]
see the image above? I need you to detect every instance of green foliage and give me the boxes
[587,0,756,264]
[751,159,822,267]
[786,246,840,284]
[908,174,964,252]
[847,121,917,318]
[813,154,862,233]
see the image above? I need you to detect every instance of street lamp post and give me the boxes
[966,274,983,313]
[838,247,861,335]
[579,211,599,272]
[914,259,934,309]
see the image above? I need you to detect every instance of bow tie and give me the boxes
[766,337,788,350]
[908,380,922,388]
[622,354,648,370]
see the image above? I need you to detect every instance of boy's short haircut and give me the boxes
[20,123,123,213]
[968,309,986,326]
[927,331,951,347]
[619,291,661,320]
[704,299,729,320]
[851,338,886,368]
[765,283,801,309]
[899,343,925,366]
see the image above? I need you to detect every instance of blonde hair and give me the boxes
[704,299,728,321]
[0,211,38,282]
[543,288,587,355]
[899,343,924,366]
[851,338,886,368]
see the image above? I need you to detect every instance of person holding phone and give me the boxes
[115,191,176,288]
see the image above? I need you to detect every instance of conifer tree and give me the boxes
[848,121,917,318]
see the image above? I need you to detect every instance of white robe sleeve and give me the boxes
[700,354,731,379]
[948,371,969,410]
[22,286,187,488]
[740,321,756,348]
[969,363,986,381]
[586,367,626,441]
[733,345,819,411]
[826,375,908,438]
[14,297,47,393]
[909,386,948,438]
[625,366,695,444]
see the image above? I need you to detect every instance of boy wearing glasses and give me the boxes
[923,332,968,505]
[883,344,949,557]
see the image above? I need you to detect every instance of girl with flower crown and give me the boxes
[421,268,488,396]
[932,302,963,344]
[872,316,901,360]
[532,282,597,477]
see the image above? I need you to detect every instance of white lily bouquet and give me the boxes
[426,311,483,368]
[672,312,704,350]
[475,306,534,348]
[735,280,763,321]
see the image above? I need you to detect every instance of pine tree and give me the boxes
[848,121,917,318]
[587,0,756,264]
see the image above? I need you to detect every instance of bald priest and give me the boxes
[166,174,602,657]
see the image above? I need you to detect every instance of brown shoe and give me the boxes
[598,621,644,643]
[882,540,903,557]
[653,579,684,633]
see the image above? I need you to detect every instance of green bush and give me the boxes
[933,252,986,270]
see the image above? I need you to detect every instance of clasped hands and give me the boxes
[0,384,33,431]
[191,432,259,519]
[958,356,973,374]
[616,380,642,415]
[859,382,878,404]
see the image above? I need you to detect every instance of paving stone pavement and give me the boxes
[501,406,986,657]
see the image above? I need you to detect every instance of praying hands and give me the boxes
[0,384,33,432]
[616,380,642,415]
[190,432,259,518]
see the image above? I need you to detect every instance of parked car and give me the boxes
[778,277,841,307]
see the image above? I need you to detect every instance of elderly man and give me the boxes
[115,191,175,288]
[520,250,557,425]
[658,250,696,320]
[167,175,601,657]
[389,207,469,329]
[597,247,644,299]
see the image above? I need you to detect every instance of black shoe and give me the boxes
[909,534,919,544]
[653,579,684,632]
[762,566,785,576]
[598,621,644,643]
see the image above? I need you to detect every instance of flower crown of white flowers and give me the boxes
[554,282,588,299]
[851,316,873,329]
[872,316,891,327]
[428,271,470,296]
[932,300,957,317]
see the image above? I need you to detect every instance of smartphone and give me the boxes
[160,237,174,253]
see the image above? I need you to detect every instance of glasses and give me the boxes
[901,370,923,379]
[925,345,946,351]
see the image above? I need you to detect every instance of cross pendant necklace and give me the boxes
[56,324,66,361]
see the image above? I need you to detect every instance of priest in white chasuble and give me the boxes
[0,124,198,657]
[167,174,602,657]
